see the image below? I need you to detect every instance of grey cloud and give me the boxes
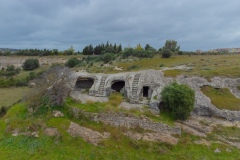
[0,0,240,51]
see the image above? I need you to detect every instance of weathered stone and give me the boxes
[175,122,206,137]
[214,148,221,153]
[70,69,240,121]
[12,129,20,136]
[52,110,64,117]
[44,128,59,137]
[29,82,36,88]
[67,122,110,145]
[71,108,181,135]
[124,132,178,145]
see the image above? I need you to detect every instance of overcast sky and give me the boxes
[1,0,240,51]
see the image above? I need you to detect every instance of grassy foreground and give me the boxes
[1,101,240,159]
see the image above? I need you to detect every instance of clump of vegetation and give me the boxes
[0,65,21,77]
[0,106,7,117]
[121,48,155,59]
[162,49,172,58]
[22,59,40,70]
[161,82,195,120]
[127,65,138,70]
[100,52,115,63]
[25,66,72,115]
[65,57,80,67]
[237,86,240,91]
[162,39,180,53]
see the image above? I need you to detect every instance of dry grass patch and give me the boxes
[201,86,240,111]
[114,54,240,78]
[0,87,29,107]
[163,69,184,77]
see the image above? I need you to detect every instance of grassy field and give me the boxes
[84,54,240,79]
[1,54,240,159]
[1,103,240,160]
[201,86,240,111]
[0,87,29,107]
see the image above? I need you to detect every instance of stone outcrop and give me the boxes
[71,108,181,135]
[67,122,110,145]
[124,132,179,145]
[72,69,240,121]
[44,128,60,137]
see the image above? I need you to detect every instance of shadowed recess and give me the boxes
[111,81,125,92]
[75,78,94,90]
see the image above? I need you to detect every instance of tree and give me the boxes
[118,44,122,53]
[82,45,94,55]
[162,49,172,58]
[145,44,156,52]
[25,66,73,115]
[64,46,75,55]
[22,59,40,70]
[135,44,143,51]
[145,44,151,50]
[160,82,195,120]
[162,40,180,52]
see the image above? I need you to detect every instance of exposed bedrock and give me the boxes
[71,69,240,121]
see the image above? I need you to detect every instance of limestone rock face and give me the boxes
[124,132,179,145]
[71,69,240,121]
[67,122,110,145]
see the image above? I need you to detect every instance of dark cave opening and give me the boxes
[75,78,94,90]
[143,86,149,97]
[111,81,125,92]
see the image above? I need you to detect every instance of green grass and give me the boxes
[1,103,240,159]
[47,117,71,137]
[2,54,240,159]
[213,125,240,139]
[0,87,29,107]
[15,65,49,80]
[0,129,240,159]
[163,69,184,77]
[201,86,240,111]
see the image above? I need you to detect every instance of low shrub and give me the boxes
[162,49,172,58]
[65,57,80,68]
[22,59,40,70]
[161,82,195,120]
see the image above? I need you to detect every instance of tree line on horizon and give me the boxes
[0,40,236,57]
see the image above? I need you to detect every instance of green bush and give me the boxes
[65,57,80,67]
[0,78,16,87]
[0,65,21,77]
[22,59,39,70]
[162,49,172,58]
[100,52,115,63]
[161,82,195,120]
[121,48,154,59]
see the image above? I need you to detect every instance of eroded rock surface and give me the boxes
[72,69,240,121]
[67,122,110,145]
[124,132,178,145]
